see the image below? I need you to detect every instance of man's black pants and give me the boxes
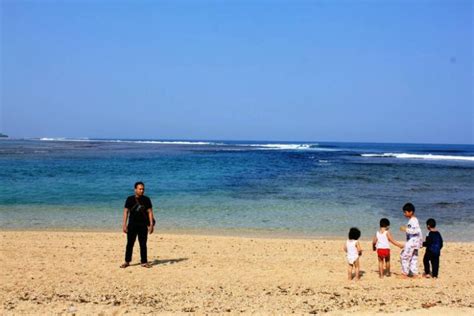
[125,224,148,264]
[423,250,440,278]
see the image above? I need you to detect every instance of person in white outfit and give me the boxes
[399,203,423,278]
[344,227,362,280]
[372,218,403,278]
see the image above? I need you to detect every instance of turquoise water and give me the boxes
[1,139,473,241]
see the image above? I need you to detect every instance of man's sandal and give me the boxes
[141,263,152,268]
[120,262,130,268]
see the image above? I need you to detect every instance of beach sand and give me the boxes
[0,231,473,315]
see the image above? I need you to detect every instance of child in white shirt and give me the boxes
[344,227,362,281]
[372,218,403,278]
[399,203,423,278]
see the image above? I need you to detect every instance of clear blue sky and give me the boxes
[1,0,472,144]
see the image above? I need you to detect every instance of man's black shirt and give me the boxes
[125,195,152,226]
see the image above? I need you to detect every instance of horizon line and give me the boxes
[2,136,473,147]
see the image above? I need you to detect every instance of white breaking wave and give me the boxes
[362,153,474,162]
[40,137,89,142]
[39,138,221,145]
[130,140,221,145]
[37,138,340,150]
[241,143,338,151]
[247,144,313,150]
[40,138,64,141]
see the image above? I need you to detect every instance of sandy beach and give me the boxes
[0,231,473,315]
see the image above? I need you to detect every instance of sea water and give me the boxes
[0,139,473,241]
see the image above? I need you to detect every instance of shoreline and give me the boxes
[1,227,473,243]
[1,231,473,314]
[1,227,350,241]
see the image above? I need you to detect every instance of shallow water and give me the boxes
[1,139,473,241]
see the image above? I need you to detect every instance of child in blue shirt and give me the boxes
[422,218,443,279]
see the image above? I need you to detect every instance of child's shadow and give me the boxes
[150,258,188,266]
[359,270,366,277]
[349,270,366,279]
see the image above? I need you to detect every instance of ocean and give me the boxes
[1,138,473,241]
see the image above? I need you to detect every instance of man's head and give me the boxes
[402,202,415,218]
[134,181,145,197]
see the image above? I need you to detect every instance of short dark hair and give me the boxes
[426,218,436,228]
[134,181,145,189]
[380,218,390,228]
[403,203,415,213]
[348,227,361,240]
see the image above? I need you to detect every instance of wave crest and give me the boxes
[40,137,89,142]
[39,138,221,145]
[361,153,474,162]
[242,143,338,151]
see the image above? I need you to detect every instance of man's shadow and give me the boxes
[150,258,188,266]
[126,258,188,268]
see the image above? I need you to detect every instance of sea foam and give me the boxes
[242,143,338,151]
[39,138,220,145]
[247,144,313,150]
[122,140,221,145]
[361,153,474,162]
[40,137,89,142]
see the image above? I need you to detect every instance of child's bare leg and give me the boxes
[348,264,353,280]
[354,259,360,280]
[386,258,391,276]
[378,258,384,278]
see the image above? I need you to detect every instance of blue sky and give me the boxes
[1,0,472,144]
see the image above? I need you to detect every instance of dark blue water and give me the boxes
[1,138,473,241]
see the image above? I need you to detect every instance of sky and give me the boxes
[1,0,472,144]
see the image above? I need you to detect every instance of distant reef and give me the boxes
[0,133,8,138]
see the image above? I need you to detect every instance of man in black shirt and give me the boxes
[120,181,155,268]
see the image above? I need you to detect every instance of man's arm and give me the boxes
[122,208,129,233]
[148,208,154,234]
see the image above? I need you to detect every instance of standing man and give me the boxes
[120,181,154,268]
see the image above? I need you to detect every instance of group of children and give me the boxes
[344,203,444,280]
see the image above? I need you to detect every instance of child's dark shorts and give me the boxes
[377,248,390,259]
